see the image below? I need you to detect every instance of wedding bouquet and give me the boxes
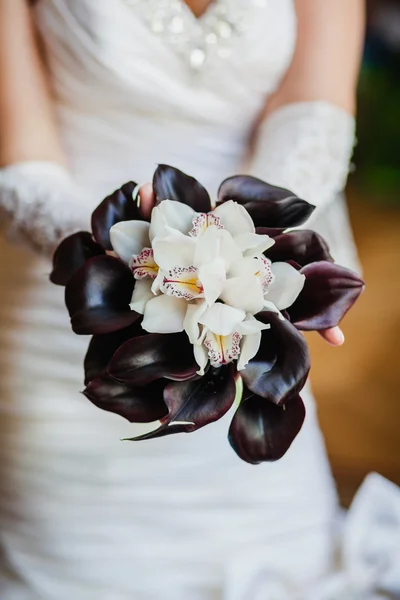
[51,165,364,463]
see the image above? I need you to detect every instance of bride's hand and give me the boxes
[137,183,345,348]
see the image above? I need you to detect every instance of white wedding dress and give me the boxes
[0,1,399,599]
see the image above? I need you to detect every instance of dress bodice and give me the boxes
[34,0,296,195]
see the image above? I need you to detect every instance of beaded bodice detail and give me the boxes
[124,0,269,70]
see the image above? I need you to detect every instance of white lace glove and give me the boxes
[248,101,356,216]
[0,161,93,255]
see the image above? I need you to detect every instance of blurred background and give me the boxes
[308,0,400,505]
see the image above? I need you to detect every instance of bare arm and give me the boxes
[0,0,64,166]
[266,0,365,117]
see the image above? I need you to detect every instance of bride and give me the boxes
[1,1,398,599]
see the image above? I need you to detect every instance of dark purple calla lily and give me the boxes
[107,332,199,386]
[287,261,365,330]
[50,181,148,286]
[65,255,139,335]
[264,230,333,266]
[130,364,236,440]
[91,181,146,250]
[228,388,306,464]
[153,164,212,213]
[218,175,315,228]
[83,376,168,423]
[50,231,105,287]
[241,312,310,406]
[84,321,145,384]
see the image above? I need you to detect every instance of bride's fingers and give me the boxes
[137,182,155,219]
[318,326,345,346]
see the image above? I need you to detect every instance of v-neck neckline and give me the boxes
[124,0,264,71]
[181,0,218,21]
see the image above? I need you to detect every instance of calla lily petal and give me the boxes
[92,181,145,250]
[129,365,236,439]
[218,175,315,228]
[221,275,265,315]
[65,255,139,335]
[129,279,154,314]
[241,312,310,405]
[265,262,305,310]
[288,261,365,330]
[199,303,246,336]
[228,390,306,463]
[149,200,197,241]
[84,321,144,384]
[51,231,105,287]
[83,376,168,423]
[265,230,333,266]
[110,220,150,264]
[213,200,254,236]
[234,232,275,257]
[153,164,212,213]
[142,294,187,333]
[108,332,198,385]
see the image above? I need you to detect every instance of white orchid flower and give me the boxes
[109,199,305,364]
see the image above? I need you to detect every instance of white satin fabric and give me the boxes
[0,1,398,598]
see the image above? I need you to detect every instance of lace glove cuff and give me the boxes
[248,101,355,215]
[0,161,93,255]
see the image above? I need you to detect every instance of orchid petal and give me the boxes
[92,181,145,250]
[193,343,209,375]
[51,231,105,286]
[107,332,198,385]
[236,314,271,336]
[193,225,222,267]
[198,257,226,305]
[213,200,255,236]
[199,303,246,336]
[218,229,243,271]
[129,365,236,439]
[265,262,305,310]
[220,275,265,315]
[183,301,208,344]
[237,331,262,371]
[234,232,275,257]
[129,279,154,314]
[153,164,212,213]
[142,294,187,333]
[149,200,197,241]
[152,232,196,270]
[229,391,306,463]
[287,261,365,330]
[110,220,150,264]
[218,176,315,228]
